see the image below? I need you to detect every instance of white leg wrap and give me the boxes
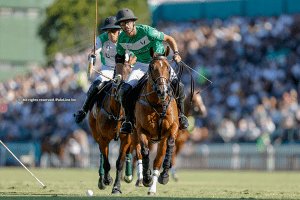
[148,170,160,194]
[172,167,176,175]
[137,159,143,179]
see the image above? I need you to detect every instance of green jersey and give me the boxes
[117,25,165,64]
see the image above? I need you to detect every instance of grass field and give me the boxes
[0,168,299,200]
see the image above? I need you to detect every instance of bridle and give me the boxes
[148,56,172,97]
[138,55,175,143]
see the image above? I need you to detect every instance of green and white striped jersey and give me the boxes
[93,32,117,67]
[117,25,165,64]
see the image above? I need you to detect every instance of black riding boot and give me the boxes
[74,80,103,124]
[119,83,133,134]
[171,79,189,130]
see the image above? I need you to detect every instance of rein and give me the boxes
[101,80,124,121]
[138,55,175,143]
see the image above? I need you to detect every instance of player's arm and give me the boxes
[88,37,102,61]
[162,34,181,62]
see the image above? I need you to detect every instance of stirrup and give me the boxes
[74,109,87,124]
[120,121,133,134]
[179,114,189,130]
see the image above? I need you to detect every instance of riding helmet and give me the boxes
[115,8,138,25]
[101,16,121,30]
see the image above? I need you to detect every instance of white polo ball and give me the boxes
[86,190,93,196]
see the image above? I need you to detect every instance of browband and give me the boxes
[150,56,167,62]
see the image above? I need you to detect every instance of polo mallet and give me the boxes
[87,0,97,78]
[0,140,47,189]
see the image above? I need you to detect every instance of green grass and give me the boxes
[0,168,299,199]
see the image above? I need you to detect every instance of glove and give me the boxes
[91,54,96,65]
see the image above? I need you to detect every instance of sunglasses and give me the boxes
[119,20,133,26]
[107,29,119,34]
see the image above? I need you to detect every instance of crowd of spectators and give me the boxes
[157,13,300,144]
[1,13,300,157]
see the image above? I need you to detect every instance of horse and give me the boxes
[171,88,207,181]
[130,88,208,183]
[131,46,179,195]
[88,57,134,194]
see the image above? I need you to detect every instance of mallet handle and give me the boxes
[0,140,47,188]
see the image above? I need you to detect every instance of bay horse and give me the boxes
[131,88,208,184]
[132,46,179,195]
[88,57,134,194]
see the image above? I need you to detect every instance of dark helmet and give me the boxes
[115,8,138,25]
[101,16,121,30]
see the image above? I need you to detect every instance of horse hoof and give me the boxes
[111,187,122,194]
[124,175,133,183]
[158,175,169,185]
[135,178,144,187]
[175,177,178,182]
[104,176,113,186]
[143,177,153,187]
[98,182,106,190]
[148,192,156,195]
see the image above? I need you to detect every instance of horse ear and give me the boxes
[164,46,170,57]
[150,47,155,58]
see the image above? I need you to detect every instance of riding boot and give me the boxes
[119,83,133,134]
[74,79,103,124]
[171,79,189,130]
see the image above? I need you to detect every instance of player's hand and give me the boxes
[128,55,137,66]
[173,52,181,63]
[90,54,96,65]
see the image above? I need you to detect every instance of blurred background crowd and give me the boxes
[1,13,300,166]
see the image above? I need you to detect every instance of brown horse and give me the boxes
[132,46,179,195]
[171,88,207,181]
[131,88,208,183]
[88,58,134,194]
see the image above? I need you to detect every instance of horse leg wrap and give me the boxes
[137,159,143,179]
[163,138,175,170]
[99,154,105,176]
[142,157,151,176]
[124,154,133,183]
[125,154,132,176]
